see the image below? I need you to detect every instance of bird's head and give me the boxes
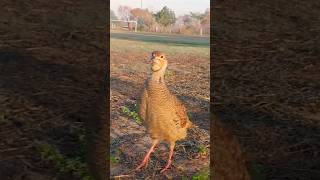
[150,51,167,72]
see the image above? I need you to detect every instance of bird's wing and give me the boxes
[139,87,148,122]
[172,96,189,128]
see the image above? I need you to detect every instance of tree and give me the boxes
[172,15,184,33]
[155,6,176,33]
[202,8,210,25]
[175,14,198,35]
[118,5,132,21]
[201,8,210,36]
[118,5,133,30]
[130,8,155,31]
[190,12,206,36]
[183,14,193,25]
[110,9,118,20]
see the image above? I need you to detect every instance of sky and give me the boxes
[110,0,210,17]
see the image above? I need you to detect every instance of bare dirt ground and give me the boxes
[0,0,106,179]
[213,0,320,179]
[110,39,210,179]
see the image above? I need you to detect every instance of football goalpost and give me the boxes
[111,20,137,32]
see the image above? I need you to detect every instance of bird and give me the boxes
[134,51,195,173]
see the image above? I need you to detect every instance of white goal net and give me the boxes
[111,20,137,32]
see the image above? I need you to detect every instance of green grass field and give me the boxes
[110,31,210,57]
[111,31,209,46]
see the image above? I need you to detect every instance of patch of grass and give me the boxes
[122,106,142,125]
[192,168,210,180]
[110,154,119,164]
[111,31,209,47]
[197,145,209,156]
[37,143,93,180]
[110,38,209,58]
[110,147,122,165]
[165,70,176,79]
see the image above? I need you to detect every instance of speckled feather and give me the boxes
[139,52,193,143]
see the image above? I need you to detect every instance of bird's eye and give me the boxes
[161,56,163,58]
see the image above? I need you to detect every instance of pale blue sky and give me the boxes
[110,0,210,17]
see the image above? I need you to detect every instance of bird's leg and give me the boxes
[135,140,158,171]
[160,142,175,173]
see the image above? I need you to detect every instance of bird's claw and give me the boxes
[160,161,173,173]
[134,157,150,171]
[160,168,169,173]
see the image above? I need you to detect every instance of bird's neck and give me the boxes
[150,69,166,83]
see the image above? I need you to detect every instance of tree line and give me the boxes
[111,6,210,36]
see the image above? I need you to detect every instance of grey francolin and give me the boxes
[135,51,194,173]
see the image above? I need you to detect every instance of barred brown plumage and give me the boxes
[134,51,194,173]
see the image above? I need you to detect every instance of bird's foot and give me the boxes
[134,157,150,171]
[160,160,172,173]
